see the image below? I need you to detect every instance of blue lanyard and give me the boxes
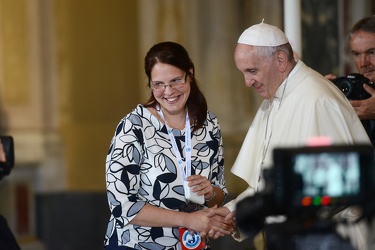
[157,107,191,181]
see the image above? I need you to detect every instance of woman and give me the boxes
[104,42,230,250]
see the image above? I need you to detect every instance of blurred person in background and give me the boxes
[0,139,20,250]
[0,140,5,162]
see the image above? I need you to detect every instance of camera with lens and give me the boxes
[236,144,375,250]
[332,73,375,100]
[0,136,15,180]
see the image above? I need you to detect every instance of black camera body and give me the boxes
[236,144,375,249]
[332,73,374,100]
[0,136,15,179]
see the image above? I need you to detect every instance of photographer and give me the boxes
[0,139,21,250]
[326,15,375,146]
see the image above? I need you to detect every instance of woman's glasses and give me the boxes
[151,73,187,92]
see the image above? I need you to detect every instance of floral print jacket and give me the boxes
[104,104,227,250]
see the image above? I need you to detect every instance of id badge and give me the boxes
[179,227,206,250]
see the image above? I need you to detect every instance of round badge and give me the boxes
[181,230,202,249]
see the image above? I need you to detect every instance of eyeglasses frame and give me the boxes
[150,73,188,92]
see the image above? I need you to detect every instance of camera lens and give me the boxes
[336,80,353,97]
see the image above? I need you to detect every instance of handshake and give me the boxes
[187,206,237,240]
[182,175,237,240]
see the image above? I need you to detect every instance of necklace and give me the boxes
[160,108,187,130]
[165,118,186,130]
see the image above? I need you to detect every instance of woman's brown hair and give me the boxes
[143,41,208,132]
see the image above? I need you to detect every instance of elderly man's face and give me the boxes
[234,44,281,99]
[350,30,375,82]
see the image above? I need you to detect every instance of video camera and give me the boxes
[236,144,375,250]
[0,136,15,180]
[332,73,375,100]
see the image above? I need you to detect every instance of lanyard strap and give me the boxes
[157,107,191,181]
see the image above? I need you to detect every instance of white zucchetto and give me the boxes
[238,20,289,47]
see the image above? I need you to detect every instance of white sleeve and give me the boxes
[224,186,255,242]
[224,186,255,212]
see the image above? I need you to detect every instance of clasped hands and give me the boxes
[201,206,236,239]
[183,206,235,240]
[184,175,236,239]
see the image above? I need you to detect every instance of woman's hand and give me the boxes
[185,175,214,200]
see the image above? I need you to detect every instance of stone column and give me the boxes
[0,0,63,248]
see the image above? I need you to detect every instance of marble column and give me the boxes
[0,0,63,248]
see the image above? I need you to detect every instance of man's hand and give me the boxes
[324,73,337,81]
[350,84,375,120]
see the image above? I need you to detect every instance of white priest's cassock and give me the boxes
[226,60,372,249]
